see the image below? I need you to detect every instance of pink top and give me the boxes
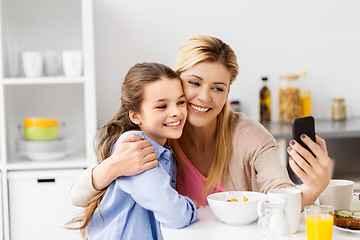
[176,148,224,206]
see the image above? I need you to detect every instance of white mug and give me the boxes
[268,188,301,234]
[62,50,83,77]
[43,51,61,76]
[22,51,43,78]
[319,179,354,210]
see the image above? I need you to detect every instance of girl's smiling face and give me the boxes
[130,77,187,146]
[179,61,231,128]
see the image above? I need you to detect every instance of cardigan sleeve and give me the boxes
[69,164,101,207]
[225,113,296,193]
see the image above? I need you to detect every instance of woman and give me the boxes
[70,36,331,210]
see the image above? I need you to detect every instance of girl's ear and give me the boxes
[129,110,141,125]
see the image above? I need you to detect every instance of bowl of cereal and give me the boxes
[207,191,267,225]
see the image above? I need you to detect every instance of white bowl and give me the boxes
[207,191,267,225]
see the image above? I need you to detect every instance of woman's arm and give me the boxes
[69,133,158,207]
[287,134,331,210]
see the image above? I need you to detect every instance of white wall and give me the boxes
[93,0,360,126]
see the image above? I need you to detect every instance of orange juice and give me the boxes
[305,214,333,240]
[300,91,312,117]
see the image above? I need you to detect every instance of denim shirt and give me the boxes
[87,130,197,240]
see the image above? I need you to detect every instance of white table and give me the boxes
[161,206,360,240]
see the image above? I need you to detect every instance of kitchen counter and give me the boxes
[161,206,360,240]
[264,117,360,139]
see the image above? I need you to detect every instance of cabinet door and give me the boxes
[0,172,3,240]
[8,169,83,240]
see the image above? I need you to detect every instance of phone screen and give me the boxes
[292,116,316,156]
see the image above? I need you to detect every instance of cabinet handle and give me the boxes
[37,178,55,183]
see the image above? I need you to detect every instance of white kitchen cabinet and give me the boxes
[0,0,97,239]
[8,170,83,240]
[0,172,3,240]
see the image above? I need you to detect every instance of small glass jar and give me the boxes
[279,75,301,123]
[229,100,241,112]
[332,98,346,121]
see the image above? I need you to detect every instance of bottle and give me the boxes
[332,98,346,121]
[260,76,271,123]
[299,71,312,117]
[279,75,301,123]
[229,100,241,112]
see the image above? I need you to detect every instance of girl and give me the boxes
[70,62,197,239]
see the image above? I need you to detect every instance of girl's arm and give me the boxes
[115,163,197,228]
[69,133,158,207]
[287,134,331,210]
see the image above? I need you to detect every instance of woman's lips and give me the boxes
[189,103,211,113]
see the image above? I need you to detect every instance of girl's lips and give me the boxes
[164,120,182,128]
[189,103,211,113]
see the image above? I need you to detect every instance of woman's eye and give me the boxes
[156,105,167,109]
[177,100,186,105]
[213,87,224,92]
[188,81,200,86]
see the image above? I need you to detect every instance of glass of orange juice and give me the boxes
[305,205,334,240]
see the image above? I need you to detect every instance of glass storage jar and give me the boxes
[332,98,346,121]
[279,75,301,123]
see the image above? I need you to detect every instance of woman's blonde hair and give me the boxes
[171,35,239,202]
[68,62,180,238]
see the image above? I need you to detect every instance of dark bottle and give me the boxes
[260,76,271,123]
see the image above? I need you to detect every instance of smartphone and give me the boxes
[292,116,316,156]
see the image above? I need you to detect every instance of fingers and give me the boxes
[315,135,328,154]
[288,157,306,180]
[142,159,159,171]
[121,133,144,143]
[288,139,318,167]
[288,144,314,173]
[133,139,153,150]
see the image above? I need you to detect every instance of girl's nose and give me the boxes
[170,105,182,117]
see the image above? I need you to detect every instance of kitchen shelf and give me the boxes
[1,76,86,85]
[5,152,88,171]
[265,117,360,139]
[0,0,96,239]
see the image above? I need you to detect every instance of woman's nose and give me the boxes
[197,86,211,102]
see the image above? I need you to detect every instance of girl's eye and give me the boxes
[177,100,186,106]
[156,105,167,109]
[212,87,224,92]
[188,81,200,86]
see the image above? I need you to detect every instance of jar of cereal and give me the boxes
[279,75,301,123]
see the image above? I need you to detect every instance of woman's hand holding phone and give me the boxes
[287,117,332,208]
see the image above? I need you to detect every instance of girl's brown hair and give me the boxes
[68,62,179,238]
[170,35,239,202]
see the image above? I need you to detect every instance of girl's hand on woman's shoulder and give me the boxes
[92,133,158,190]
[287,134,331,206]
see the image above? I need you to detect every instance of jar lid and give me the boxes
[354,192,360,201]
[333,97,345,102]
[24,118,58,127]
[279,75,299,80]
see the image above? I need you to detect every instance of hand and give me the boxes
[287,134,331,209]
[191,199,199,209]
[92,133,158,190]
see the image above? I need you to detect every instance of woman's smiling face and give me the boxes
[179,61,231,128]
